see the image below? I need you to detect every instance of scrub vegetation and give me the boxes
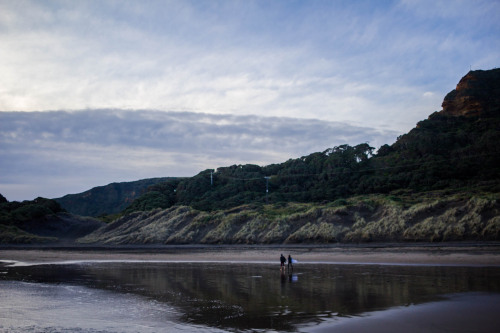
[79,190,500,244]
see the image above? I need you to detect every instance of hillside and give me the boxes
[119,69,500,213]
[0,196,104,244]
[54,177,176,217]
[79,68,500,244]
[80,191,500,245]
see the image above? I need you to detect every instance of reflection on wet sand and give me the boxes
[2,262,500,332]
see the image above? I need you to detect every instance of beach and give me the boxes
[1,244,500,266]
[2,244,500,333]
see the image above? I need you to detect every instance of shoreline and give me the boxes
[1,243,500,266]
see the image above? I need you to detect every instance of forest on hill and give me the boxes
[124,110,499,213]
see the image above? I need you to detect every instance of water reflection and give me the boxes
[2,262,500,331]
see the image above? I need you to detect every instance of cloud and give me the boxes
[2,0,498,131]
[0,110,399,201]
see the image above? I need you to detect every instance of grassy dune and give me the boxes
[79,190,500,245]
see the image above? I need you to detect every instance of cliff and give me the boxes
[441,68,500,117]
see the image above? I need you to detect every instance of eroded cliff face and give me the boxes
[441,69,500,117]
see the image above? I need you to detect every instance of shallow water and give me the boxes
[1,261,500,332]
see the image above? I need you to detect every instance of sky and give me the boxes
[1,0,499,201]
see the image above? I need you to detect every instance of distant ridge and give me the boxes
[54,177,176,217]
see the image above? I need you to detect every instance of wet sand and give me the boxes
[1,244,500,266]
[309,292,500,333]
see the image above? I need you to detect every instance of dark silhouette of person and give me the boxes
[288,254,293,272]
[280,254,286,271]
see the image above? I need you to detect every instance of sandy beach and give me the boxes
[1,244,500,266]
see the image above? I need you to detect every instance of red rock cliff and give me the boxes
[441,68,500,117]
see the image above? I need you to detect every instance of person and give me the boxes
[280,254,286,271]
[288,254,293,272]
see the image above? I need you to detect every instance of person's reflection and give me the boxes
[289,274,298,283]
[281,270,287,283]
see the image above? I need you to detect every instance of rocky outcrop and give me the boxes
[441,68,500,117]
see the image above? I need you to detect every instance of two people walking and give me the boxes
[280,253,293,272]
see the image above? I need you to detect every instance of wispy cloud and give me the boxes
[2,1,497,126]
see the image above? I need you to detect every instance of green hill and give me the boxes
[123,69,500,213]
